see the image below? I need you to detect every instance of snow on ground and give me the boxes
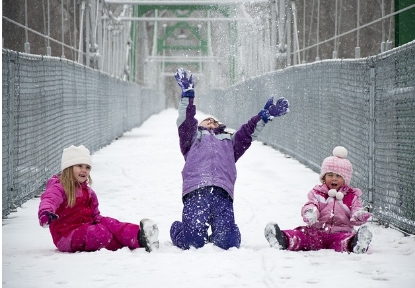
[3,109,415,288]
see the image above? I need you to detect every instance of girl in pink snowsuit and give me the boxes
[265,146,373,254]
[38,145,159,253]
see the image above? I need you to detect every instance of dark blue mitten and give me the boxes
[174,68,195,98]
[258,96,290,123]
[269,97,290,117]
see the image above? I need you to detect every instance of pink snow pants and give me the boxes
[57,217,140,252]
[283,226,355,252]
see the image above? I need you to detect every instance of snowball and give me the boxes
[333,146,348,158]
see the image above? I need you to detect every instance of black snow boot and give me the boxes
[264,222,288,250]
[351,225,372,254]
[138,218,160,252]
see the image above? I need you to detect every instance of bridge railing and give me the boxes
[2,49,165,217]
[198,40,415,235]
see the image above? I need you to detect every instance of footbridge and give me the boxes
[2,0,415,234]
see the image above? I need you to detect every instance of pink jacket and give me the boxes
[38,175,102,248]
[301,184,369,233]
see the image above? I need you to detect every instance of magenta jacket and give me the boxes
[38,175,102,250]
[301,184,368,233]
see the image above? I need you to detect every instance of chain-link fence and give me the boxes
[2,42,414,234]
[2,49,165,217]
[198,40,415,235]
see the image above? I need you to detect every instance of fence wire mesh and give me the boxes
[198,41,415,234]
[2,50,165,217]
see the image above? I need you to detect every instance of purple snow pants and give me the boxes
[283,226,355,252]
[57,216,140,252]
[170,186,241,250]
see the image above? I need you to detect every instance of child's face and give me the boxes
[72,164,91,183]
[324,173,345,191]
[199,117,220,130]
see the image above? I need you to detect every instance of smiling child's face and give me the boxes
[199,117,220,130]
[72,164,91,183]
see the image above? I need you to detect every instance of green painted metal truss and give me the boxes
[128,2,238,82]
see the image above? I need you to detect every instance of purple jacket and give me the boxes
[301,184,368,233]
[177,97,266,199]
[38,175,102,248]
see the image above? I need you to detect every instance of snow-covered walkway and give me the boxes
[3,109,415,288]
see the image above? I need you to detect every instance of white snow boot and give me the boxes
[139,218,159,252]
[351,225,372,254]
[264,222,288,250]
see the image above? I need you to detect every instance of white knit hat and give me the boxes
[319,146,353,185]
[60,145,92,171]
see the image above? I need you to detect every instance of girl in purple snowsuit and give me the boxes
[265,146,373,254]
[170,68,290,250]
[38,145,159,253]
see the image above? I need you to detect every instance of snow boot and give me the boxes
[139,218,159,252]
[351,225,372,254]
[264,222,287,250]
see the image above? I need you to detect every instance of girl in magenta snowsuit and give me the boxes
[170,68,290,250]
[265,146,373,254]
[38,145,159,253]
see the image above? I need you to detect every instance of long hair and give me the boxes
[59,166,92,207]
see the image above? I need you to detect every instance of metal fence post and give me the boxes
[7,52,17,213]
[78,1,86,64]
[315,0,320,61]
[368,66,375,205]
[24,0,30,53]
[47,0,51,56]
[333,0,338,59]
[61,0,65,58]
[86,0,91,67]
[355,0,360,58]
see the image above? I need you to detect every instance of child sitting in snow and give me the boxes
[38,145,159,253]
[170,68,290,250]
[265,146,373,254]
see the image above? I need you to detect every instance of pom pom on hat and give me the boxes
[328,189,345,200]
[320,146,353,185]
[328,189,337,197]
[61,145,92,171]
[333,146,348,158]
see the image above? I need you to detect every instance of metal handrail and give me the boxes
[290,3,415,57]
[119,17,247,21]
[2,16,85,56]
[104,0,269,4]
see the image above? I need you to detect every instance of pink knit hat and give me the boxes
[319,146,353,185]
